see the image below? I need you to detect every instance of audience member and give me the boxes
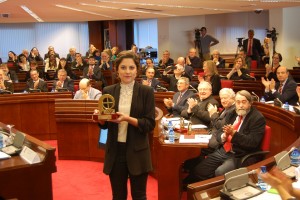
[25,61,44,82]
[92,49,101,64]
[0,63,18,83]
[198,60,221,95]
[73,78,102,100]
[242,29,263,67]
[162,64,188,92]
[97,50,155,200]
[56,57,77,80]
[66,47,76,63]
[45,52,59,72]
[163,77,194,117]
[44,46,60,60]
[211,50,225,68]
[262,66,298,105]
[52,69,74,92]
[25,69,48,92]
[261,37,270,64]
[18,54,30,72]
[182,88,236,184]
[199,27,219,61]
[295,56,300,66]
[178,57,194,81]
[83,56,107,87]
[188,90,265,182]
[130,44,139,57]
[85,44,96,58]
[186,48,201,68]
[238,49,251,68]
[141,58,161,78]
[265,52,282,82]
[7,51,18,65]
[71,53,87,71]
[181,81,219,126]
[99,51,113,70]
[110,46,119,62]
[226,56,252,80]
[28,47,43,62]
[0,69,14,93]
[141,68,161,91]
[158,50,174,69]
[19,49,29,61]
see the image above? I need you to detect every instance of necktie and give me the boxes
[176,93,183,104]
[278,83,283,94]
[247,39,252,56]
[223,115,243,152]
[148,79,152,86]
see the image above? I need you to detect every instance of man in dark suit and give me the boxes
[262,66,298,105]
[66,47,76,63]
[44,46,60,60]
[163,77,195,117]
[25,69,48,92]
[181,81,219,126]
[178,57,194,81]
[189,90,265,182]
[52,69,74,92]
[141,68,161,91]
[242,29,263,67]
[211,50,225,68]
[83,56,107,88]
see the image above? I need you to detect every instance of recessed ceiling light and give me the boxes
[20,5,43,22]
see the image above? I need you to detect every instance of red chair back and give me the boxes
[250,72,255,77]
[251,60,257,69]
[74,85,79,92]
[220,80,233,89]
[261,125,271,151]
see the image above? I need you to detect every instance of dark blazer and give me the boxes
[266,65,279,82]
[141,78,161,91]
[25,79,48,92]
[141,67,161,78]
[28,54,43,62]
[66,54,76,63]
[7,70,19,83]
[229,68,253,80]
[181,95,219,127]
[187,56,201,68]
[83,66,107,87]
[202,74,221,95]
[217,106,266,158]
[99,82,156,176]
[44,53,60,60]
[1,80,14,93]
[183,65,194,81]
[242,38,263,61]
[25,69,45,82]
[158,58,174,69]
[52,78,74,92]
[264,77,298,105]
[167,90,195,117]
[214,57,225,68]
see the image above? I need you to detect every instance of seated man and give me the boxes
[211,50,225,68]
[73,78,102,100]
[158,50,174,69]
[141,68,161,91]
[52,69,74,92]
[25,69,48,92]
[181,81,219,126]
[99,51,113,70]
[141,58,161,78]
[25,60,44,82]
[182,88,236,183]
[262,66,298,105]
[0,63,18,83]
[185,48,201,68]
[163,77,195,117]
[71,53,87,71]
[189,90,265,182]
[0,69,14,93]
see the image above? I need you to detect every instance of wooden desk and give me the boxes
[0,122,56,200]
[0,92,73,140]
[187,103,300,200]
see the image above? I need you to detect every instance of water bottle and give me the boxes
[260,97,265,103]
[257,166,268,191]
[0,133,3,148]
[284,102,289,111]
[291,148,300,166]
[169,129,175,144]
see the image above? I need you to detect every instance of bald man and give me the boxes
[73,78,102,100]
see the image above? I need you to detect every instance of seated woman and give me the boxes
[7,51,18,67]
[265,52,282,82]
[0,69,14,93]
[55,57,77,80]
[198,60,221,95]
[45,51,59,72]
[226,56,253,80]
[18,54,30,72]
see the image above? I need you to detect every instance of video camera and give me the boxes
[236,37,244,47]
[266,27,278,42]
[195,29,201,41]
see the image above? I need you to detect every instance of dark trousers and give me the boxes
[109,142,148,200]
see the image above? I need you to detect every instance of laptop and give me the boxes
[1,132,26,156]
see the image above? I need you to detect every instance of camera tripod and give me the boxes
[194,39,203,60]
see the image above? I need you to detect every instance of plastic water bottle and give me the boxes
[257,166,268,191]
[260,97,265,103]
[291,148,300,166]
[169,129,175,144]
[284,102,289,111]
[0,133,3,148]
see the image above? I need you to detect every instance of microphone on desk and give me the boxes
[220,168,259,199]
[189,84,198,93]
[274,146,296,171]
[251,91,260,102]
[246,74,256,81]
[0,89,12,94]
[156,85,168,92]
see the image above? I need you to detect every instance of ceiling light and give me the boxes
[56,4,114,19]
[0,0,7,3]
[20,5,43,22]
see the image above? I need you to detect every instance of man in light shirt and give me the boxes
[73,78,102,100]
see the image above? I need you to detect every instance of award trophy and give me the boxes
[94,94,118,120]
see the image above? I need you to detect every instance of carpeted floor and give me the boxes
[46,140,158,200]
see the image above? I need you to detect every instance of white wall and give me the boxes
[0,22,89,61]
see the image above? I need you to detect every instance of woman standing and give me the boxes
[265,52,282,82]
[198,60,221,95]
[98,51,155,200]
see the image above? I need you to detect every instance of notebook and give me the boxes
[1,132,25,155]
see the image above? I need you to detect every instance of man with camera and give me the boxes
[195,27,219,61]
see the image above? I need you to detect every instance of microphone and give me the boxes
[223,168,256,192]
[246,74,256,81]
[156,85,168,91]
[251,91,260,102]
[189,84,198,93]
[0,89,12,94]
[274,146,296,171]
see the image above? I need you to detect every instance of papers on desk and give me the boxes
[265,101,274,104]
[179,134,212,144]
[0,151,11,160]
